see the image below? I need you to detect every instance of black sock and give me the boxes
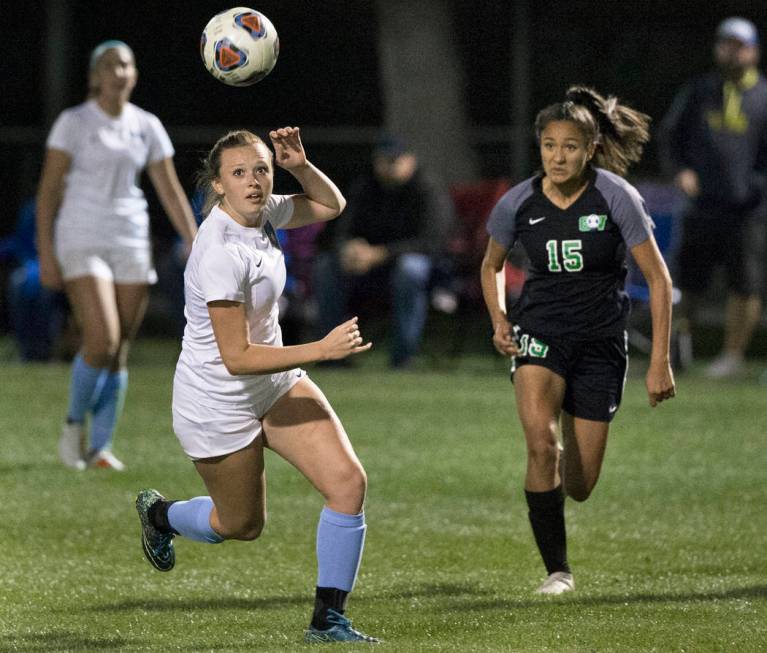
[148,500,178,535]
[311,587,349,630]
[525,486,570,575]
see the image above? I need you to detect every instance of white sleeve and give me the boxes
[144,113,175,163]
[198,244,247,303]
[46,111,80,155]
[263,194,295,229]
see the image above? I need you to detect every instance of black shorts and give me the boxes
[676,206,766,296]
[511,327,628,423]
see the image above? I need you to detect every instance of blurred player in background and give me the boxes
[658,17,767,378]
[136,128,379,643]
[36,40,198,471]
[482,87,675,594]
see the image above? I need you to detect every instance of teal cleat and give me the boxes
[135,489,175,572]
[304,609,379,644]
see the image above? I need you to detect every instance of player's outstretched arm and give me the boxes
[269,126,346,229]
[209,300,370,375]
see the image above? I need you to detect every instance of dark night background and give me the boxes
[2,0,766,239]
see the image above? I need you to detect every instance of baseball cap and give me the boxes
[716,17,759,46]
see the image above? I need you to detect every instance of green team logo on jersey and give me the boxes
[578,214,607,232]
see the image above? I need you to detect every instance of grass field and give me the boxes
[1,338,765,652]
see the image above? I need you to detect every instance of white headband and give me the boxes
[89,40,133,71]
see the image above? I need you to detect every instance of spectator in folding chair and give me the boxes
[313,135,454,368]
[658,17,767,378]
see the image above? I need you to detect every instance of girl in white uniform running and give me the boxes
[36,40,198,471]
[136,128,378,644]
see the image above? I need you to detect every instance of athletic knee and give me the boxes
[565,478,595,502]
[343,465,368,504]
[82,337,120,367]
[393,254,431,289]
[218,512,266,541]
[526,434,559,468]
[325,464,367,511]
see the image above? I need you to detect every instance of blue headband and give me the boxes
[89,40,133,71]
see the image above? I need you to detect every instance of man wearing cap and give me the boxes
[313,136,454,368]
[658,17,767,378]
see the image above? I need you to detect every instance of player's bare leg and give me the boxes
[263,377,378,643]
[514,366,573,594]
[560,412,610,502]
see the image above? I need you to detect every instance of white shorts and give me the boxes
[56,245,158,285]
[172,368,306,460]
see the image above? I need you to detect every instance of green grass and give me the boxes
[1,338,765,652]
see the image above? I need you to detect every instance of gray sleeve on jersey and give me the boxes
[486,180,535,249]
[595,171,655,248]
[264,194,295,229]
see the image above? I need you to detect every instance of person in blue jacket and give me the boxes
[1,197,68,361]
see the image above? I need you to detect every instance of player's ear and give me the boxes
[212,178,224,196]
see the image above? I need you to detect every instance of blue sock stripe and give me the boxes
[66,354,108,423]
[316,507,367,592]
[90,370,128,452]
[168,496,223,544]
[92,369,127,413]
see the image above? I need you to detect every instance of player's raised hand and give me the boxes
[320,316,372,361]
[269,126,307,170]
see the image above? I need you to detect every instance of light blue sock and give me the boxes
[66,354,108,423]
[316,507,366,591]
[168,497,223,544]
[89,370,128,452]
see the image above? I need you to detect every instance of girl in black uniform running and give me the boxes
[481,86,676,594]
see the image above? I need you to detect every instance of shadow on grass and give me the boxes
[81,582,767,618]
[89,594,308,613]
[0,631,139,652]
[412,582,767,611]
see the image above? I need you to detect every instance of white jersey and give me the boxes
[47,99,174,251]
[174,199,294,411]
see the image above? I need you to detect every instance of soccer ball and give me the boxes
[200,7,279,86]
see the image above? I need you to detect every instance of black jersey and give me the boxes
[487,167,654,340]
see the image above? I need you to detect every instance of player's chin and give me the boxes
[245,197,266,209]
